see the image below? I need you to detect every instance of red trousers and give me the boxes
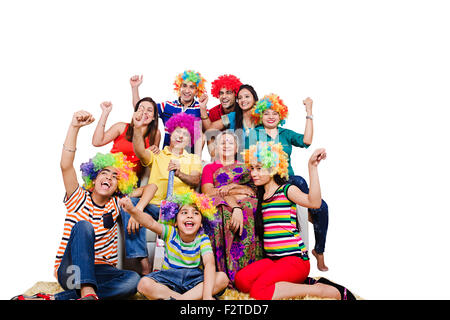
[234,256,310,300]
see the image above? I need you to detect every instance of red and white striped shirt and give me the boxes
[53,186,120,276]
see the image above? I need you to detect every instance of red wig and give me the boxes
[210,74,242,98]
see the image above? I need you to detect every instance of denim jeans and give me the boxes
[120,197,160,259]
[288,175,329,254]
[147,267,204,294]
[55,220,141,300]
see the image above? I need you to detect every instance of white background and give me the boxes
[1,0,449,300]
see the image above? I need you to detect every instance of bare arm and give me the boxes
[92,101,126,147]
[201,252,217,300]
[302,97,314,146]
[132,111,153,166]
[287,148,326,209]
[61,111,95,198]
[130,75,143,108]
[119,197,163,236]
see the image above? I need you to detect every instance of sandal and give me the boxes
[317,277,356,300]
[11,292,53,300]
[77,294,99,300]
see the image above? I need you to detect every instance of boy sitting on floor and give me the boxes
[119,188,229,300]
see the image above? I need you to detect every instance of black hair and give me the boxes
[235,84,259,130]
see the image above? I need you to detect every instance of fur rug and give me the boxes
[23,280,363,300]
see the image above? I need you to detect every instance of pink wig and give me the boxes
[165,112,200,146]
[210,74,242,99]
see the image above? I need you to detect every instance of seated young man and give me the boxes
[12,110,141,300]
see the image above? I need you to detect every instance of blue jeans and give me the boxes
[288,175,329,254]
[120,197,160,259]
[55,221,141,300]
[147,267,204,294]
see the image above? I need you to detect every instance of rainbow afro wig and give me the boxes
[251,93,289,126]
[173,70,207,98]
[160,187,216,224]
[210,74,242,99]
[242,142,290,180]
[165,112,200,146]
[80,152,138,196]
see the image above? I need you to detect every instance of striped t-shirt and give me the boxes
[161,224,213,270]
[262,184,309,260]
[54,186,120,275]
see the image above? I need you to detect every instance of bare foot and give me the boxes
[312,249,329,272]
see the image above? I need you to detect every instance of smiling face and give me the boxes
[237,88,256,112]
[262,109,281,129]
[216,132,237,161]
[93,166,119,197]
[136,100,155,125]
[249,162,272,186]
[219,87,236,111]
[175,204,203,239]
[170,126,191,149]
[179,81,198,105]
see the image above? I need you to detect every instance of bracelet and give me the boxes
[63,144,76,152]
[231,207,242,213]
[306,115,314,120]
[201,115,209,120]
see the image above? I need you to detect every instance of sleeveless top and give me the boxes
[261,184,309,260]
[110,123,150,172]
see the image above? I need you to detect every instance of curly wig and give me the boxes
[80,152,138,196]
[173,70,207,98]
[160,187,216,224]
[251,93,289,126]
[165,112,200,146]
[210,74,243,98]
[242,142,290,180]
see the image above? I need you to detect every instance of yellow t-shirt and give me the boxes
[142,146,202,205]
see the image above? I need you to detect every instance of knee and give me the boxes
[120,271,141,296]
[137,277,160,299]
[249,281,273,300]
[216,271,229,289]
[234,269,250,293]
[72,221,95,238]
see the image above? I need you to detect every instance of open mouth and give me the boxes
[100,181,111,190]
[184,221,195,229]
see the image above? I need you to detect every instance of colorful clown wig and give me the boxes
[251,93,289,126]
[173,70,207,98]
[160,187,216,224]
[242,142,290,180]
[210,74,243,99]
[80,152,138,196]
[165,112,200,146]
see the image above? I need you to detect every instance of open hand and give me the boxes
[229,207,244,236]
[199,93,208,109]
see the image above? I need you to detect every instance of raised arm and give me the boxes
[119,197,163,236]
[61,110,95,198]
[198,94,226,132]
[130,75,143,109]
[287,148,326,209]
[302,97,314,145]
[132,110,153,166]
[92,101,125,147]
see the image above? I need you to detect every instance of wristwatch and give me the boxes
[306,115,314,120]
